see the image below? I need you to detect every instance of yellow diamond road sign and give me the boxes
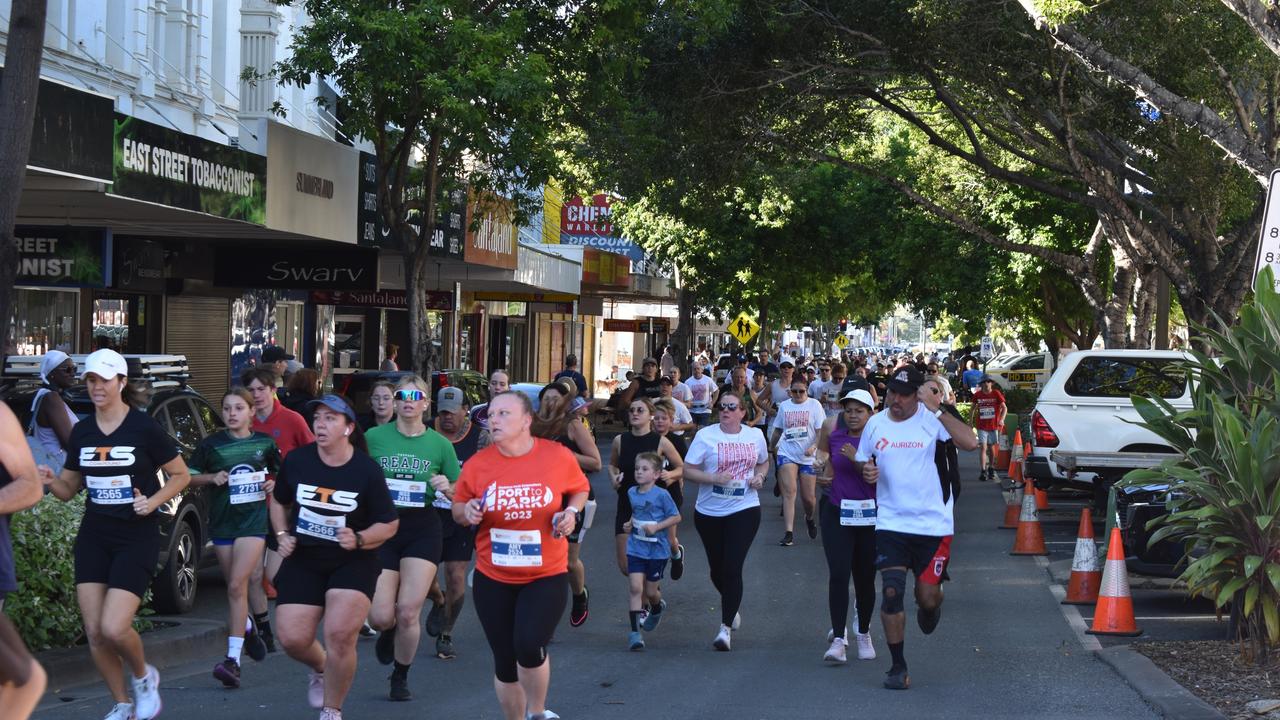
[834,334,849,349]
[726,312,760,344]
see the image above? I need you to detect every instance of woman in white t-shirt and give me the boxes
[684,364,717,426]
[681,389,768,652]
[768,379,828,546]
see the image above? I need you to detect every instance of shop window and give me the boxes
[9,288,78,355]
[92,297,131,352]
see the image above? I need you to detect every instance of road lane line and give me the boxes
[1037,555,1103,651]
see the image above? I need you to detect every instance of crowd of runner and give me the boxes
[1,342,998,720]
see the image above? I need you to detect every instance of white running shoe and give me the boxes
[526,712,561,720]
[823,636,848,664]
[731,612,741,631]
[130,665,161,719]
[104,702,137,720]
[713,624,732,651]
[855,631,876,660]
[826,627,848,643]
[307,672,325,709]
[318,708,342,720]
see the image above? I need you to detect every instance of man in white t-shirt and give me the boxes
[809,361,832,399]
[684,362,717,426]
[854,365,976,691]
[768,378,827,546]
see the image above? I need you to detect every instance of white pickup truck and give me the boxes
[1024,349,1193,506]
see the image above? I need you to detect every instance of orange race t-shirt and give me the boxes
[454,438,591,584]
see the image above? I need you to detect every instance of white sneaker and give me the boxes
[104,703,137,720]
[826,626,848,643]
[855,631,876,660]
[318,708,342,720]
[731,612,741,631]
[307,672,325,709]
[823,636,848,664]
[130,665,161,719]
[713,624,732,651]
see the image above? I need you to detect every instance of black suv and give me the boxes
[2,354,220,614]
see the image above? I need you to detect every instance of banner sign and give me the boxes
[557,193,645,262]
[215,245,378,290]
[2,69,114,182]
[581,247,631,288]
[112,114,266,224]
[474,291,576,303]
[14,226,110,288]
[603,318,668,333]
[266,122,357,243]
[466,193,518,269]
[355,151,466,259]
[308,289,454,311]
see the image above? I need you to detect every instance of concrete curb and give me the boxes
[1095,645,1227,720]
[38,617,224,693]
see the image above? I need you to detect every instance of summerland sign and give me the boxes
[214,245,378,291]
[266,122,357,243]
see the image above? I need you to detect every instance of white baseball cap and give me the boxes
[82,349,128,380]
[839,389,875,410]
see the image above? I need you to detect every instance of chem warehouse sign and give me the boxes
[548,191,646,262]
[14,226,109,288]
[112,114,266,224]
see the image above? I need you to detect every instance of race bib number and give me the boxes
[840,498,877,526]
[489,528,543,567]
[228,471,266,505]
[387,475,427,508]
[712,479,748,498]
[632,521,659,542]
[86,475,132,505]
[978,406,996,420]
[783,426,810,442]
[296,506,345,542]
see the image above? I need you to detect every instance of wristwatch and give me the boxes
[564,506,580,515]
[933,408,944,419]
[355,531,364,549]
[274,530,287,538]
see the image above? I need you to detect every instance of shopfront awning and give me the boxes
[377,242,581,296]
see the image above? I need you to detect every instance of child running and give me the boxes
[188,387,282,688]
[620,452,681,651]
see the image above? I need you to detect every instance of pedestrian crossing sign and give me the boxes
[726,312,760,344]
[833,334,849,349]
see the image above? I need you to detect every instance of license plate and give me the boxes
[1009,372,1037,382]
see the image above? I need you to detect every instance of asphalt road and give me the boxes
[35,433,1168,720]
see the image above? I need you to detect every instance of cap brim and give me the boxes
[886,380,919,395]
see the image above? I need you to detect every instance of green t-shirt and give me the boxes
[189,430,282,539]
[365,423,461,512]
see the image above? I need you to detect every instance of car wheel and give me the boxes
[151,520,199,615]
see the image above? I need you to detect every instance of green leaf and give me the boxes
[1217,576,1247,608]
[1245,555,1264,578]
[1265,598,1280,644]
[1268,564,1280,594]
[1244,583,1259,617]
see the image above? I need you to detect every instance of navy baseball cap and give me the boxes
[886,367,924,395]
[307,394,358,423]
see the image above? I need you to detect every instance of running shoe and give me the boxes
[570,586,589,627]
[359,621,378,638]
[805,515,818,540]
[527,713,560,720]
[104,702,136,720]
[436,633,456,660]
[855,631,876,660]
[712,624,732,651]
[641,599,667,632]
[389,672,411,701]
[918,604,942,635]
[731,612,741,631]
[245,625,267,662]
[307,671,325,709]
[318,708,342,720]
[670,544,685,581]
[779,531,794,547]
[131,664,162,719]
[826,627,848,643]
[213,657,241,688]
[260,629,277,653]
[425,602,445,638]
[628,630,645,651]
[375,625,397,665]
[977,470,988,483]
[823,636,847,664]
[883,664,910,690]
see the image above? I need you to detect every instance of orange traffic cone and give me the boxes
[1062,508,1101,605]
[1087,527,1142,636]
[1011,430,1024,462]
[995,446,1011,471]
[999,479,1023,529]
[1010,480,1049,555]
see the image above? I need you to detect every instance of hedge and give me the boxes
[8,495,86,650]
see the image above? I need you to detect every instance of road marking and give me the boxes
[1038,555,1103,651]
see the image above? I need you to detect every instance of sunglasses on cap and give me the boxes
[395,389,427,402]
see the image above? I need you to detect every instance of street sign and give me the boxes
[980,336,994,360]
[1254,168,1280,291]
[726,312,760,345]
[833,334,849,349]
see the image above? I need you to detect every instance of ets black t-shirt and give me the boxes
[64,408,180,530]
[274,444,397,557]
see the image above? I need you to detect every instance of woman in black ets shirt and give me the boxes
[269,395,397,719]
[39,349,191,720]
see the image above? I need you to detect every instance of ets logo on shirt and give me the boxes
[297,484,359,512]
[80,446,137,467]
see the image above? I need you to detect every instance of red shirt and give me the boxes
[454,438,590,584]
[251,399,315,458]
[972,389,1006,431]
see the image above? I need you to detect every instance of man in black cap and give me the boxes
[260,346,294,387]
[852,365,976,691]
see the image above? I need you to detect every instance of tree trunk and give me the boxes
[1130,265,1158,349]
[0,0,49,350]
[756,299,770,353]
[676,277,695,370]
[406,131,443,378]
[1103,253,1136,349]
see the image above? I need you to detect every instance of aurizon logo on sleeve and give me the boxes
[79,447,137,467]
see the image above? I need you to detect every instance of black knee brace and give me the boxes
[881,568,907,614]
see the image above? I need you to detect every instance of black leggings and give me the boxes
[694,506,761,626]
[473,571,568,683]
[819,497,878,636]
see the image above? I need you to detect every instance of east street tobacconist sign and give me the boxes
[113,114,266,224]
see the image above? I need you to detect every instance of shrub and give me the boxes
[8,494,85,650]
[1003,387,1039,415]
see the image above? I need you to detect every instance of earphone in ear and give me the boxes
[345,428,352,436]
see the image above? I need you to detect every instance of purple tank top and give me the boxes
[828,420,875,504]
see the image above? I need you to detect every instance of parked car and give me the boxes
[337,368,490,416]
[986,351,1057,392]
[2,354,220,614]
[1025,350,1192,506]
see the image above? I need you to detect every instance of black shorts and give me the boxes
[73,518,161,598]
[614,486,634,536]
[874,529,952,585]
[378,510,443,570]
[660,479,684,509]
[437,507,475,563]
[275,549,382,605]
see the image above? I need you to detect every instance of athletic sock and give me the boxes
[392,661,411,679]
[254,612,272,636]
[227,635,244,662]
[629,611,642,632]
[889,641,906,667]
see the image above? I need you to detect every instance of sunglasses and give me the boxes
[395,389,426,402]
[790,389,806,394]
[718,404,741,411]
